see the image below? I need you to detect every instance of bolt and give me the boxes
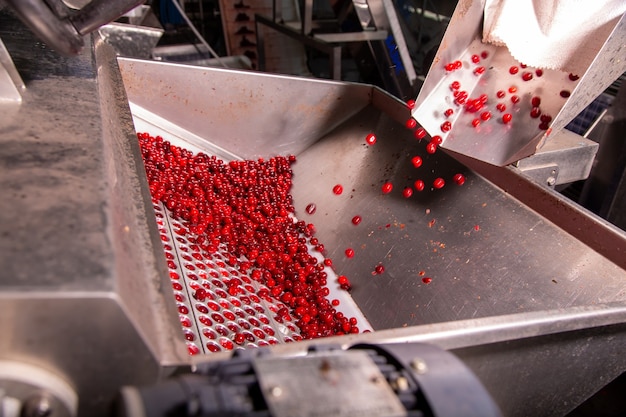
[547,177,556,186]
[392,376,409,391]
[410,358,428,374]
[269,386,283,397]
[21,395,52,417]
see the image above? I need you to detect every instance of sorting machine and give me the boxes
[1,1,625,416]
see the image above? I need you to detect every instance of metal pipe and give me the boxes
[70,0,145,35]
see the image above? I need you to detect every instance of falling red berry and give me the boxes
[496,90,505,99]
[521,72,533,81]
[450,81,461,90]
[569,73,579,81]
[414,127,426,140]
[496,103,506,112]
[406,118,417,129]
[433,177,445,189]
[453,173,466,185]
[540,114,552,123]
[473,66,486,75]
[480,111,491,121]
[345,248,355,258]
[530,107,541,118]
[508,86,517,93]
[333,184,343,195]
[374,264,385,275]
[444,108,454,117]
[406,99,416,109]
[509,66,519,74]
[535,69,543,77]
[440,121,452,132]
[305,203,317,215]
[426,142,437,154]
[510,95,520,104]
[422,277,432,284]
[414,180,425,191]
[365,133,377,145]
[531,96,541,107]
[381,182,393,194]
[352,215,362,225]
[431,135,443,145]
[502,113,513,124]
[481,51,489,58]
[411,155,423,168]
[402,187,413,198]
[560,90,571,98]
[471,54,480,63]
[471,118,480,127]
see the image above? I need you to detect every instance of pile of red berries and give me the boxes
[138,132,360,339]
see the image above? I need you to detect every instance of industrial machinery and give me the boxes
[1,1,626,417]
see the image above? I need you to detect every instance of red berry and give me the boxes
[539,122,550,130]
[509,66,519,74]
[406,118,417,129]
[365,133,377,145]
[471,118,480,127]
[453,173,466,185]
[426,142,437,154]
[535,69,543,77]
[305,203,317,215]
[531,96,541,107]
[560,90,571,98]
[569,73,579,81]
[381,182,393,194]
[345,248,355,258]
[508,86,517,93]
[431,135,443,145]
[433,177,445,189]
[522,72,533,81]
[411,155,423,168]
[480,111,491,121]
[471,54,480,63]
[511,95,520,104]
[374,264,385,274]
[454,60,462,69]
[473,66,486,75]
[402,187,413,198]
[351,215,362,225]
[520,63,527,69]
[444,108,454,117]
[540,114,552,123]
[440,121,452,132]
[406,99,416,109]
[332,184,343,195]
[450,81,461,90]
[414,180,425,191]
[414,127,426,140]
[474,224,480,231]
[496,90,506,98]
[337,275,349,285]
[530,107,541,118]
[502,113,512,124]
[422,277,432,284]
[445,63,455,71]
[496,103,506,112]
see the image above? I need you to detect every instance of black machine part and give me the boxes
[115,342,502,417]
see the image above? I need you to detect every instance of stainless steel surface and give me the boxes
[515,129,599,186]
[412,0,626,166]
[98,22,163,59]
[0,12,188,416]
[0,38,24,102]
